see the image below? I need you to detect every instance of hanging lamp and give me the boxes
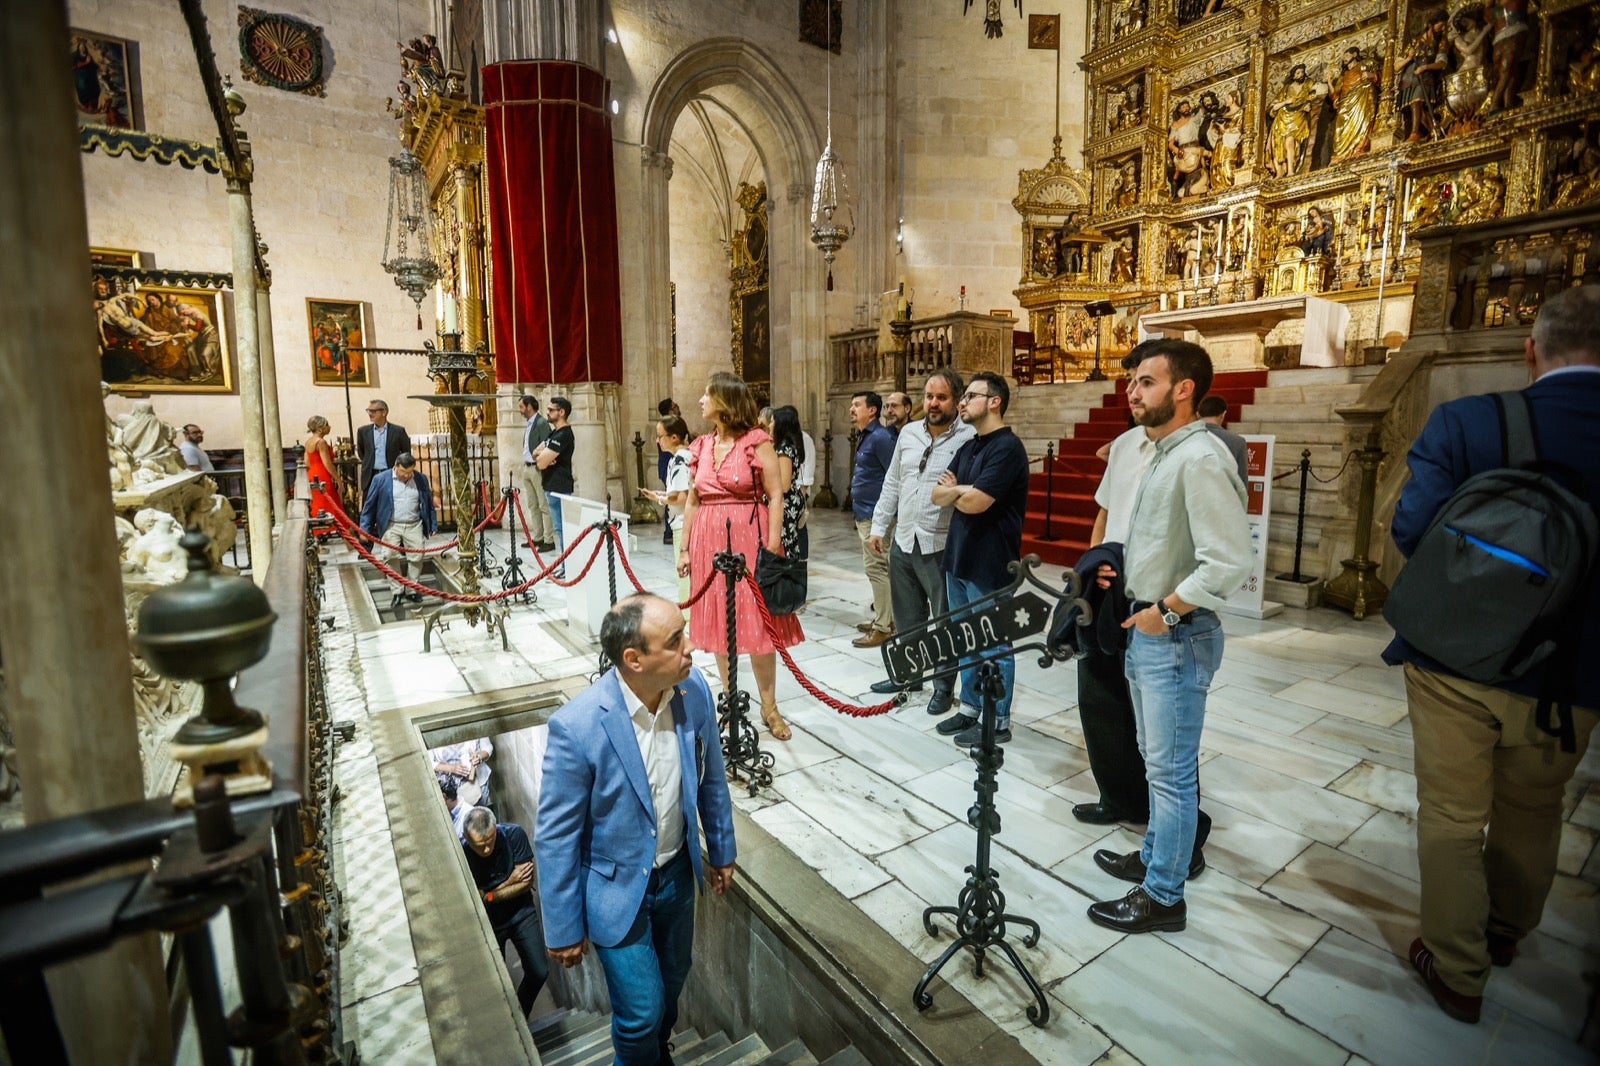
[381,147,441,328]
[808,7,853,291]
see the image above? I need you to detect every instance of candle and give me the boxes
[444,295,458,334]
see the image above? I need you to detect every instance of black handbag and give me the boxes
[756,546,807,615]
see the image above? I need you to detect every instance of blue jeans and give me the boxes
[945,574,1013,726]
[1124,611,1223,906]
[545,491,565,554]
[594,848,696,1066]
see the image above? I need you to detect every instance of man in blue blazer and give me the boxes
[1385,283,1600,1024]
[536,592,736,1066]
[358,453,437,605]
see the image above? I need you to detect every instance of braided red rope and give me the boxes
[321,491,507,554]
[739,571,895,718]
[602,524,718,611]
[335,520,605,601]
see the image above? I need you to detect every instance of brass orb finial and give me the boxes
[222,75,246,118]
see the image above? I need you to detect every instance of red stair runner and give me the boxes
[1021,370,1268,568]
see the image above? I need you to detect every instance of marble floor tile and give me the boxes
[1262,843,1419,956]
[775,756,953,857]
[765,724,844,777]
[781,702,966,785]
[1336,810,1419,883]
[748,801,891,899]
[1200,755,1378,847]
[908,764,1104,870]
[1274,678,1410,728]
[1224,644,1351,683]
[1536,873,1599,953]
[1058,935,1348,1066]
[1199,710,1359,787]
[1268,928,1592,1066]
[1483,928,1595,1038]
[1195,799,1317,888]
[1328,761,1418,817]
[1007,997,1115,1066]
[1293,714,1415,773]
[349,982,436,1064]
[991,722,1093,792]
[1205,683,1328,735]
[1324,663,1407,701]
[1571,786,1600,832]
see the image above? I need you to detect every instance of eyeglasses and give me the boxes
[366,408,383,414]
[960,391,991,403]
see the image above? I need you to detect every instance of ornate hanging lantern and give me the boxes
[381,148,441,328]
[808,12,853,291]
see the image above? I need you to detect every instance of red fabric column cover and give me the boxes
[484,61,623,384]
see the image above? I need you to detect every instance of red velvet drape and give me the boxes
[484,61,623,385]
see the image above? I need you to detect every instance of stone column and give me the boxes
[0,1,171,1060]
[454,162,486,351]
[565,381,619,507]
[255,282,286,515]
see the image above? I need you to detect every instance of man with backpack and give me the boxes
[1383,283,1600,1025]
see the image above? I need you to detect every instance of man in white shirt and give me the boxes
[178,424,215,472]
[867,370,974,713]
[359,453,438,608]
[537,593,736,1066]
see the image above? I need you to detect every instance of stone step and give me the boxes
[1245,382,1367,405]
[758,1040,818,1066]
[1232,422,1349,444]
[696,1033,772,1066]
[1266,366,1378,386]
[817,1048,869,1066]
[1239,401,1352,423]
[543,1022,621,1066]
[672,1031,732,1064]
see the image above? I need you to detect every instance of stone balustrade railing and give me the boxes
[829,311,1017,394]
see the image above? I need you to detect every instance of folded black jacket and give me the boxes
[1048,542,1131,659]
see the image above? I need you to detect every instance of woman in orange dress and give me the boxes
[304,415,342,520]
[677,372,803,741]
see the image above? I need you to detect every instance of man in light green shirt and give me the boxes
[1086,339,1250,936]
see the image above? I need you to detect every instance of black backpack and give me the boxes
[1384,391,1599,749]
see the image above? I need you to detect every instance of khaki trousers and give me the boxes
[855,518,892,633]
[382,520,426,594]
[518,463,553,544]
[1405,663,1595,996]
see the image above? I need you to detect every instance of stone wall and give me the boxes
[75,0,439,450]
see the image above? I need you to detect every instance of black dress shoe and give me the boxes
[953,721,1011,746]
[1088,885,1186,934]
[1072,803,1132,825]
[870,678,922,694]
[925,690,955,716]
[1093,847,1206,884]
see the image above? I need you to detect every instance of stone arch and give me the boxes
[636,38,829,432]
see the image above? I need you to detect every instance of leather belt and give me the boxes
[1130,600,1194,624]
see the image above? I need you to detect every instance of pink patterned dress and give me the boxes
[687,429,804,655]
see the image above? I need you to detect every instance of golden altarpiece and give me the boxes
[1013,0,1600,377]
[389,49,497,435]
[730,182,774,403]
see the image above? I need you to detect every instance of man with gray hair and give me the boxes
[463,808,547,1022]
[1384,283,1600,1024]
[357,398,411,494]
[867,370,974,713]
[537,593,736,1065]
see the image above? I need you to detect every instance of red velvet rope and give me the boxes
[335,520,604,601]
[321,491,507,554]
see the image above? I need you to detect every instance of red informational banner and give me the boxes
[483,61,623,385]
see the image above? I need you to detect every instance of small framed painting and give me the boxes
[307,298,371,386]
[96,282,231,393]
[90,247,142,269]
[70,29,140,129]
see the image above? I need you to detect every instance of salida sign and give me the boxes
[882,590,1054,688]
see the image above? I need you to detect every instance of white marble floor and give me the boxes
[331,508,1600,1065]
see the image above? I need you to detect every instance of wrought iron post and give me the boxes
[1040,442,1056,540]
[1274,450,1315,585]
[1323,437,1389,619]
[630,430,659,523]
[605,496,618,608]
[815,428,838,509]
[500,484,534,604]
[714,518,772,795]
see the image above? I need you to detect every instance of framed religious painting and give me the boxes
[70,29,141,129]
[90,247,142,269]
[96,282,232,393]
[307,298,371,386]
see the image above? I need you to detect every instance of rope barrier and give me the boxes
[337,520,605,602]
[1271,451,1356,484]
[320,491,507,554]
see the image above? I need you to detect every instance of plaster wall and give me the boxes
[667,146,743,413]
[74,0,439,452]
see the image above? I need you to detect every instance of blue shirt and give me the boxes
[372,424,390,472]
[850,419,896,521]
[943,426,1031,588]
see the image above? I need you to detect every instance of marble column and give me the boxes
[256,283,286,516]
[0,1,171,1060]
[229,179,272,579]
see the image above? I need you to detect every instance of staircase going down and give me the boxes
[532,1009,868,1066]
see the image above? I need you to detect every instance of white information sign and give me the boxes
[1218,434,1284,620]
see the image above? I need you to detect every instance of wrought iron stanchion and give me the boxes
[815,428,838,509]
[474,479,499,578]
[500,484,535,605]
[1040,442,1057,540]
[1274,450,1315,585]
[714,518,772,795]
[629,431,660,524]
[604,496,619,608]
[914,660,1048,1026]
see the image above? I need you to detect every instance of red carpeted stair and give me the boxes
[1021,370,1269,568]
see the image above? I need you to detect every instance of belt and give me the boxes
[1130,600,1195,624]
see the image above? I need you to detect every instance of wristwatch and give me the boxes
[1159,599,1182,627]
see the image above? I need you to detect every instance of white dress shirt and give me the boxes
[179,440,215,472]
[799,431,816,490]
[620,681,685,868]
[391,473,422,524]
[869,417,976,553]
[1095,426,1156,545]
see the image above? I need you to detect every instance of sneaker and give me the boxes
[1409,938,1482,1024]
[952,721,1011,746]
[934,711,978,736]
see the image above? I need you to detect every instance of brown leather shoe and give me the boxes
[1087,886,1186,934]
[1486,930,1518,968]
[852,628,893,648]
[855,621,874,633]
[1409,938,1482,1024]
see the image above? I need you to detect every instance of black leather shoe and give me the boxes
[935,711,978,736]
[953,722,1011,746]
[871,678,922,694]
[925,690,955,715]
[1093,847,1206,884]
[1072,803,1132,825]
[1088,886,1186,933]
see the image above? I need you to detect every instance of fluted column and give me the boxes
[255,280,286,518]
[0,1,171,1060]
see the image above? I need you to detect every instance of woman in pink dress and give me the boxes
[677,372,803,740]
